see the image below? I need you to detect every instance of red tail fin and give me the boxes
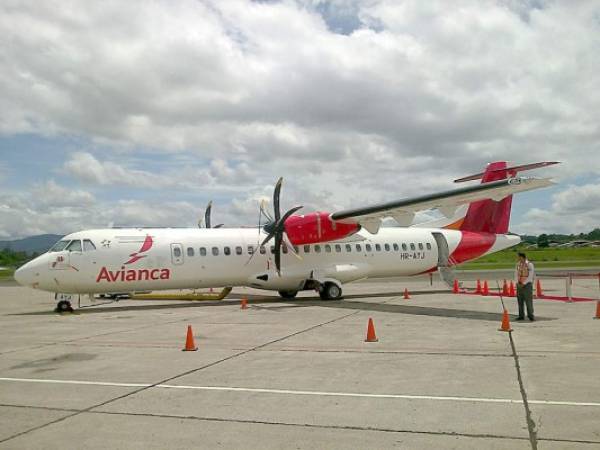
[457,161,513,234]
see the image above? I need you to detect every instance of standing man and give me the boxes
[515,252,535,321]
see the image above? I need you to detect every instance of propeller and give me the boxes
[198,201,224,229]
[247,178,302,275]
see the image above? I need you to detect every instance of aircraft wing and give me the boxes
[330,177,554,234]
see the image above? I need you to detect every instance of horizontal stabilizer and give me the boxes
[454,161,560,183]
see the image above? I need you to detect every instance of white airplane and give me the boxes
[15,161,557,312]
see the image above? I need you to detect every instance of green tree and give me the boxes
[537,233,549,248]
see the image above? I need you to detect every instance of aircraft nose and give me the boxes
[14,261,37,287]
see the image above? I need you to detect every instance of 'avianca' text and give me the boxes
[96,266,171,283]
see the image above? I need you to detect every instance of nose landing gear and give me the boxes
[55,300,74,313]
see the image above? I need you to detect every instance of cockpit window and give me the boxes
[66,240,82,252]
[49,240,70,252]
[83,239,96,251]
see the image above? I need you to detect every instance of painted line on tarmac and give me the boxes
[2,376,600,408]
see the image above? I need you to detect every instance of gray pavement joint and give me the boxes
[508,331,539,450]
[0,308,360,445]
[3,403,600,446]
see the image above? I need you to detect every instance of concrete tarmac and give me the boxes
[0,275,599,449]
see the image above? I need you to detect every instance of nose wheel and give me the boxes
[55,300,74,313]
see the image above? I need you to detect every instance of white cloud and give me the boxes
[0,1,599,237]
[516,183,600,235]
[32,180,95,209]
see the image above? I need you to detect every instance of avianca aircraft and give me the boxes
[15,161,557,312]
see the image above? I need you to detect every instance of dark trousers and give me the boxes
[517,282,534,320]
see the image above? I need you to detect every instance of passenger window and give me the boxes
[200,247,207,256]
[282,245,288,254]
[212,247,219,256]
[224,246,231,256]
[393,243,399,251]
[384,243,390,251]
[303,245,310,253]
[270,245,275,254]
[293,246,299,253]
[426,243,432,250]
[410,243,416,251]
[260,246,266,254]
[418,243,424,250]
[174,247,182,257]
[83,239,96,251]
[345,244,352,252]
[356,244,362,252]
[375,244,381,251]
[315,245,321,253]
[325,244,331,253]
[335,244,341,252]
[366,244,372,252]
[187,247,195,257]
[402,243,408,251]
[66,240,82,252]
[248,246,254,255]
[236,246,243,255]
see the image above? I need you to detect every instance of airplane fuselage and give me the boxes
[15,227,520,295]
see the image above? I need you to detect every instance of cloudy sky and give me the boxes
[0,0,598,240]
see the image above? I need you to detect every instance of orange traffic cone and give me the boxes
[453,279,459,294]
[498,309,513,332]
[482,280,489,296]
[594,301,600,319]
[365,317,378,342]
[536,279,543,298]
[502,279,509,296]
[182,325,198,351]
[403,288,410,299]
[475,279,482,294]
[509,281,515,297]
[241,298,248,309]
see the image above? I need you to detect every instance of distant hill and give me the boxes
[0,234,64,255]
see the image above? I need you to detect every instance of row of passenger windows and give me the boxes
[177,242,432,257]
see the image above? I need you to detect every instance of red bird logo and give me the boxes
[124,235,153,265]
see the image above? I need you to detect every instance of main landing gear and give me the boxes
[319,282,343,300]
[55,300,74,313]
[278,290,298,299]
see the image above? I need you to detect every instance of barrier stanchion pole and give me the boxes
[566,274,573,303]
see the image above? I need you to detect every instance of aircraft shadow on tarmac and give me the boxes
[10,290,554,322]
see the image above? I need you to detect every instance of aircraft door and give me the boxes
[171,243,184,265]
[432,232,450,268]
[432,232,455,287]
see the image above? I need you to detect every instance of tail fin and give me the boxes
[446,161,559,234]
[455,161,512,234]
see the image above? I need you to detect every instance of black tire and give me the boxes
[278,290,298,299]
[320,282,342,300]
[55,300,73,313]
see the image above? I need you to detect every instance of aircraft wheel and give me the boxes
[278,290,298,299]
[319,282,342,300]
[55,300,73,313]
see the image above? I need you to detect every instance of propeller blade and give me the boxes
[282,233,302,261]
[260,199,273,223]
[260,231,276,248]
[273,177,283,222]
[274,233,282,275]
[276,205,303,230]
[214,224,224,229]
[204,201,213,229]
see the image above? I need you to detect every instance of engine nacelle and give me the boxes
[284,211,360,245]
